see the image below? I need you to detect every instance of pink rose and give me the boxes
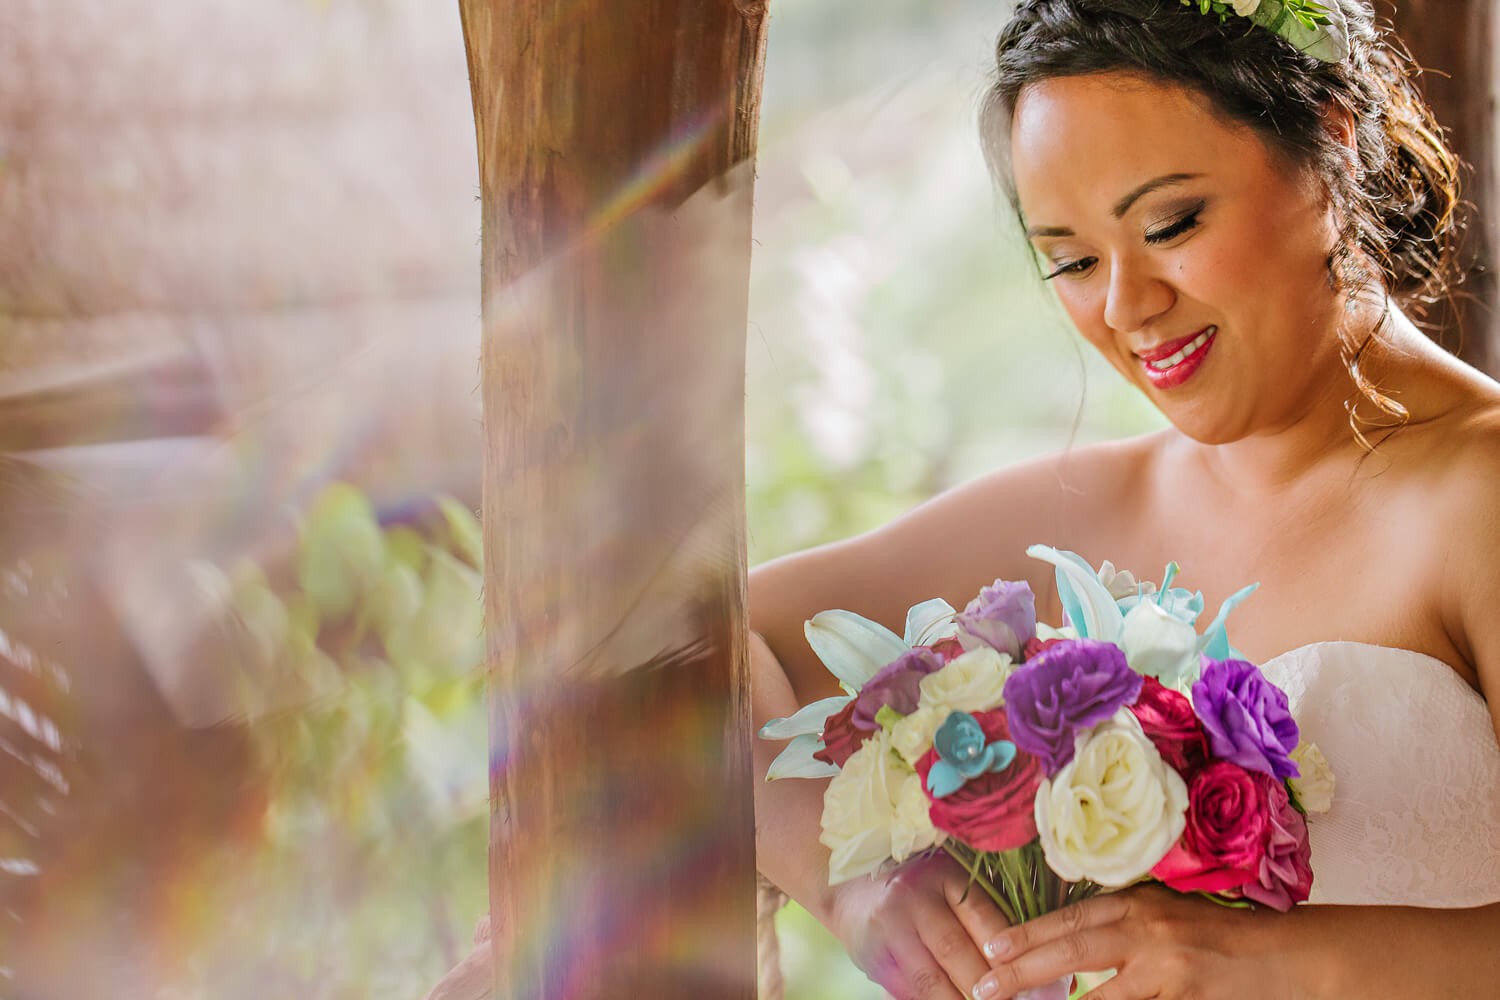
[1241,773,1313,911]
[813,700,866,769]
[915,709,1043,853]
[1151,761,1266,894]
[1129,676,1208,774]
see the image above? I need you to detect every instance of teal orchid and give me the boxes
[925,712,1018,799]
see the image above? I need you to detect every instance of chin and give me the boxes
[1153,402,1249,446]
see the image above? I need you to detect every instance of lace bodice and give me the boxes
[1259,642,1500,907]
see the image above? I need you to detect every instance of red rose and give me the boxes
[1129,676,1208,774]
[1151,761,1266,894]
[813,700,866,768]
[928,636,967,663]
[1240,773,1313,911]
[915,709,1042,853]
[1021,636,1064,661]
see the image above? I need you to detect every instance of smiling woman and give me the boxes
[750,2,1500,999]
[1007,74,1352,444]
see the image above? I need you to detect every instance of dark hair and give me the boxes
[981,0,1463,442]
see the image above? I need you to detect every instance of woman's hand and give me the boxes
[971,886,1306,1000]
[829,852,1012,1000]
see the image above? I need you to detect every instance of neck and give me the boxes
[1190,299,1434,494]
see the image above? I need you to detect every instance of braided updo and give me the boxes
[982,0,1463,439]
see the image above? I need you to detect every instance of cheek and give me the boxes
[1053,286,1105,342]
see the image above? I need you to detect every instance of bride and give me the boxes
[751,1,1500,997]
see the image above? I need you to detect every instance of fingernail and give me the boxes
[972,975,1001,1000]
[983,935,1012,961]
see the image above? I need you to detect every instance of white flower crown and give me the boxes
[1184,0,1351,64]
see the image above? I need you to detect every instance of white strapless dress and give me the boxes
[1259,642,1500,907]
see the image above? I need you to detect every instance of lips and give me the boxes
[1136,326,1217,390]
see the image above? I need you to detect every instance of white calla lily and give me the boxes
[1026,544,1123,643]
[1120,600,1203,689]
[904,598,959,647]
[804,609,909,692]
[758,695,852,741]
[766,733,841,781]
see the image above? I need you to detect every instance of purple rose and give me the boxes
[956,579,1037,659]
[1192,659,1300,780]
[1001,639,1144,775]
[852,647,944,730]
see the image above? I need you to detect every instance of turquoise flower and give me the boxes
[925,712,1017,799]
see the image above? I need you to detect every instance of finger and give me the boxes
[879,936,968,1000]
[974,924,1131,1000]
[1076,968,1143,1000]
[981,893,1129,965]
[915,907,992,999]
[944,875,1013,965]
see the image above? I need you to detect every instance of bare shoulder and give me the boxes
[749,432,1168,694]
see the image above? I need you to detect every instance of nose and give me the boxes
[1102,255,1175,333]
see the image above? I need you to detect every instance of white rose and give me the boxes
[892,766,946,860]
[1289,741,1335,814]
[1035,710,1188,888]
[820,730,941,884]
[1120,599,1201,690]
[1232,0,1261,16]
[919,648,1015,713]
[891,706,945,768]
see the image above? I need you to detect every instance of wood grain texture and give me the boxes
[460,2,767,997]
[1386,0,1497,374]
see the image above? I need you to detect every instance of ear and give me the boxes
[1321,102,1358,157]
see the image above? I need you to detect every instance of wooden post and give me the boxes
[1388,0,1498,375]
[458,3,768,998]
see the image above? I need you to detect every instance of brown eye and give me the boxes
[1044,256,1098,280]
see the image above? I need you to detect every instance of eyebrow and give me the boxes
[1024,172,1205,240]
[1112,172,1203,218]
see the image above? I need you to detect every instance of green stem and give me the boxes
[943,843,1019,926]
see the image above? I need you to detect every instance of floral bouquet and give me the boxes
[761,545,1334,981]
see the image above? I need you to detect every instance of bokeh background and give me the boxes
[0,0,1162,997]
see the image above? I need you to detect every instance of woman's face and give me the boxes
[1010,72,1348,445]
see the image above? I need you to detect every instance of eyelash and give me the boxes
[1145,206,1204,245]
[1042,204,1206,281]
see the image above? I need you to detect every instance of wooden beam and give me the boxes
[1387,0,1498,374]
[458,3,767,998]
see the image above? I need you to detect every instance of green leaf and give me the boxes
[297,482,387,619]
[384,527,428,574]
[437,497,483,570]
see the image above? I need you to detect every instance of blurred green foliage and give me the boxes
[747,1,1165,997]
[180,483,487,998]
